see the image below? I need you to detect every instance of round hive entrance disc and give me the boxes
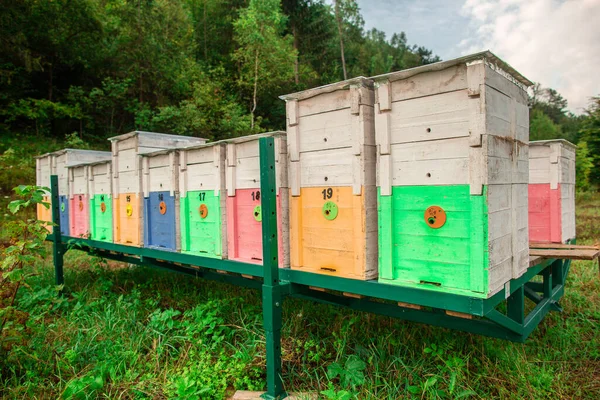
[199,204,208,219]
[100,202,106,213]
[253,205,262,222]
[126,204,133,217]
[78,201,84,211]
[322,201,338,220]
[159,201,167,215]
[424,206,446,229]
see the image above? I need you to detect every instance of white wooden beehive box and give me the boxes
[372,51,533,298]
[280,78,378,280]
[224,132,289,266]
[179,142,228,258]
[107,131,207,246]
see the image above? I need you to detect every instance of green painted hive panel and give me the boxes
[180,191,222,258]
[90,195,113,242]
[378,185,489,297]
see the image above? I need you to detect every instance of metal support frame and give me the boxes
[48,137,574,400]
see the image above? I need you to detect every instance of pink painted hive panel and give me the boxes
[528,140,576,243]
[528,184,561,243]
[226,188,285,266]
[70,194,91,238]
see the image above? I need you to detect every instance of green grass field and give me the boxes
[0,194,599,399]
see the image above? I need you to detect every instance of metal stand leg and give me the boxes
[259,138,286,399]
[507,285,525,324]
[50,175,65,288]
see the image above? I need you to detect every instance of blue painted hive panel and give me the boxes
[144,191,176,250]
[59,195,70,236]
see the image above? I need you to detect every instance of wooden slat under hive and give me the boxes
[281,77,378,280]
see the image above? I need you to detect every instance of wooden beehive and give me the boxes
[88,160,113,242]
[225,132,289,266]
[142,149,180,251]
[179,142,227,258]
[372,51,532,298]
[68,164,91,238]
[529,140,576,243]
[108,131,206,246]
[36,149,111,235]
[280,78,377,279]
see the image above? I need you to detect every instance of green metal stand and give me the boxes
[50,175,65,288]
[47,137,575,400]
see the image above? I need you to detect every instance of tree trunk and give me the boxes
[48,63,53,101]
[292,24,299,85]
[334,0,347,80]
[203,0,208,60]
[250,49,259,130]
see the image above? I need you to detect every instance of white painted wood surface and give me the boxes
[372,51,532,295]
[68,164,89,197]
[179,143,226,197]
[142,150,179,196]
[89,161,112,197]
[224,132,287,194]
[35,149,111,196]
[109,131,206,197]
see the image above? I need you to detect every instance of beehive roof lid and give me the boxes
[67,159,112,168]
[370,50,533,89]
[529,139,577,149]
[140,147,178,157]
[220,131,286,144]
[107,130,207,143]
[279,77,373,102]
[35,148,111,160]
[180,141,225,152]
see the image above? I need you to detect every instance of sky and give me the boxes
[357,0,600,113]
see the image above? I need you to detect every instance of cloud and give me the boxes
[460,0,600,113]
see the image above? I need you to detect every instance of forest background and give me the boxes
[0,0,599,192]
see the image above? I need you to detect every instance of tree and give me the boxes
[530,109,563,141]
[579,96,600,187]
[233,0,296,129]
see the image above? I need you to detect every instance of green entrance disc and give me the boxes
[253,205,262,222]
[322,201,338,220]
[61,202,65,212]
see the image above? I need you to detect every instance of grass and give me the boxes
[0,194,599,399]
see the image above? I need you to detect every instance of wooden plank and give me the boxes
[398,301,421,310]
[530,243,599,250]
[230,391,316,400]
[528,249,600,260]
[446,310,473,319]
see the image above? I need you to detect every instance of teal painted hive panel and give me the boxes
[180,191,222,258]
[378,185,490,298]
[90,194,113,242]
